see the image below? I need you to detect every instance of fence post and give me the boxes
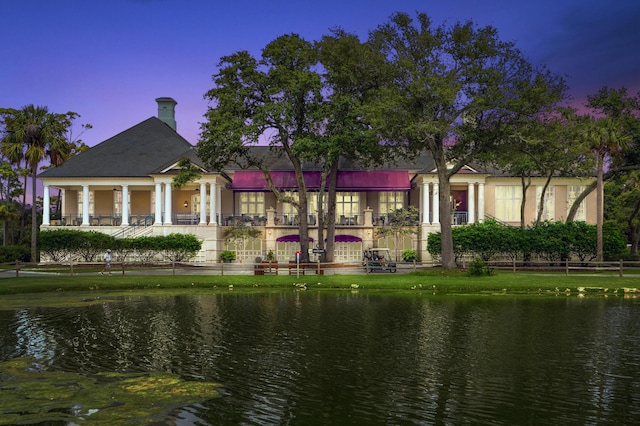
[70,261,74,276]
[513,258,516,274]
[221,261,224,276]
[619,259,623,277]
[565,259,569,276]
[15,260,19,278]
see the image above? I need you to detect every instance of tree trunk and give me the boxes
[31,164,38,262]
[566,180,597,223]
[596,154,604,262]
[325,162,339,263]
[431,134,455,269]
[520,175,531,229]
[438,173,454,268]
[535,174,553,225]
[628,196,640,256]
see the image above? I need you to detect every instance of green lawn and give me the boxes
[0,269,638,299]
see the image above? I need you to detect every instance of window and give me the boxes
[536,186,555,221]
[379,192,404,215]
[336,192,360,219]
[494,186,521,221]
[78,191,95,216]
[281,191,299,216]
[192,194,211,213]
[567,186,586,221]
[239,192,264,216]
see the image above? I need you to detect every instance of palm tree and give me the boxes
[0,105,74,261]
[583,116,632,262]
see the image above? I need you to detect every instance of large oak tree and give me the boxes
[364,12,566,268]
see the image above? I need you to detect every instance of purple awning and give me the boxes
[334,234,362,243]
[276,235,314,243]
[231,170,410,192]
[231,171,321,191]
[335,171,411,191]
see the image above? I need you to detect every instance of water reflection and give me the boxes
[1,292,639,425]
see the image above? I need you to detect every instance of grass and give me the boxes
[0,269,638,300]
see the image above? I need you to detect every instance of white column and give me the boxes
[422,182,430,224]
[216,183,222,224]
[164,182,172,224]
[467,182,475,224]
[43,185,50,225]
[432,183,440,224]
[478,183,485,222]
[209,182,217,225]
[121,185,129,226]
[82,185,90,225]
[60,189,66,219]
[199,182,207,224]
[154,183,163,225]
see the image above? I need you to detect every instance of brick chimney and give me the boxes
[155,97,177,131]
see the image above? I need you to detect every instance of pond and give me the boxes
[1,290,639,425]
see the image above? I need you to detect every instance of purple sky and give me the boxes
[3,0,640,148]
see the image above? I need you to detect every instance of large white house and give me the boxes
[38,98,596,263]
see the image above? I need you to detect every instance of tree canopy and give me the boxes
[363,12,567,268]
[0,105,82,260]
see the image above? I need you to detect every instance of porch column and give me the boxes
[467,183,475,224]
[421,182,430,224]
[215,183,222,225]
[432,183,440,224]
[154,182,163,225]
[478,183,485,222]
[82,185,90,225]
[43,185,50,225]
[199,182,207,224]
[121,185,129,226]
[209,182,217,225]
[164,182,172,224]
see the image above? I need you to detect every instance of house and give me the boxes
[38,98,597,263]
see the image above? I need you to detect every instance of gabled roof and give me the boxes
[39,117,194,178]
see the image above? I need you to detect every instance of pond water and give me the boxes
[1,291,639,425]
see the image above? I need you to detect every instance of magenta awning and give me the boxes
[276,235,315,243]
[231,171,321,191]
[231,170,410,192]
[336,171,411,191]
[335,234,362,243]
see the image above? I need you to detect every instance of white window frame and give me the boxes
[494,186,522,222]
[239,192,265,217]
[336,192,360,218]
[379,191,405,215]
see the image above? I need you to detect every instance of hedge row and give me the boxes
[39,230,202,263]
[426,220,628,263]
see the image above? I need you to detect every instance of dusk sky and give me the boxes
[3,0,640,148]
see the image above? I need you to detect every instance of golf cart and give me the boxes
[362,248,397,273]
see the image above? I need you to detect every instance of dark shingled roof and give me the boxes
[39,117,194,178]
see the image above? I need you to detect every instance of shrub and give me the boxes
[467,257,494,276]
[220,250,236,262]
[401,249,419,262]
[0,245,30,263]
